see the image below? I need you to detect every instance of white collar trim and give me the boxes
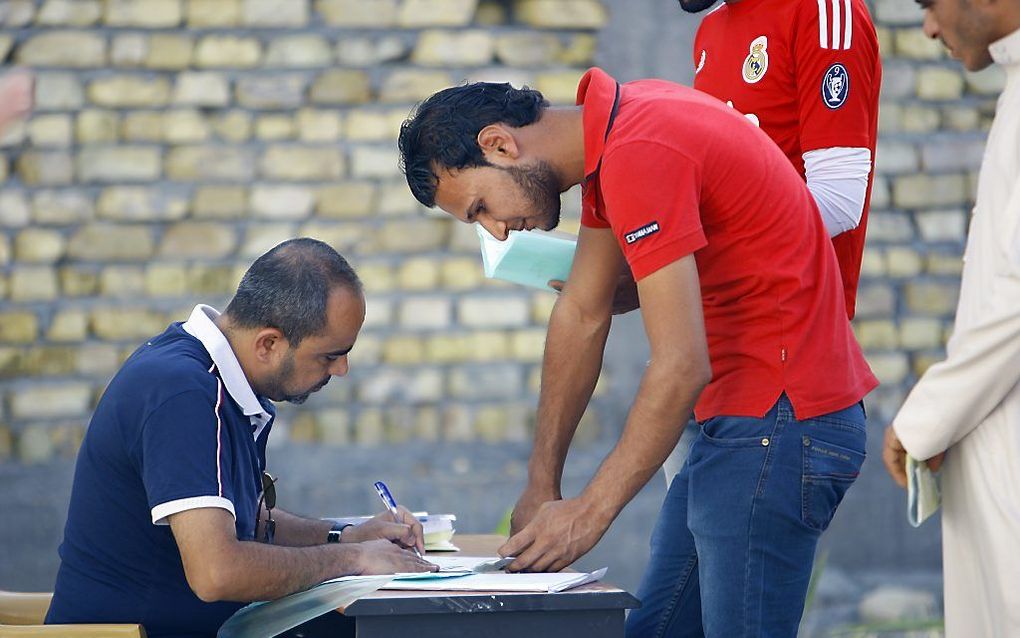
[990,26,1020,67]
[182,305,271,436]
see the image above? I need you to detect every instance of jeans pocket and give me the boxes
[801,435,865,532]
[699,414,776,448]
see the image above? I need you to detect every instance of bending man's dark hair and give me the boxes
[224,238,362,347]
[398,82,549,208]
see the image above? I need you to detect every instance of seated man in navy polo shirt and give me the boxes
[47,238,436,636]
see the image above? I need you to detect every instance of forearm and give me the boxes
[201,540,362,602]
[529,297,611,490]
[581,358,707,524]
[264,508,332,547]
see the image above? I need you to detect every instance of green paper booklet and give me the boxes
[477,226,577,290]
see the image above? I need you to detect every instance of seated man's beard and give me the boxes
[678,0,718,12]
[504,161,562,231]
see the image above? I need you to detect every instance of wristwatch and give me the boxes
[326,522,352,544]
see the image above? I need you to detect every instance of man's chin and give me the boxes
[284,393,311,405]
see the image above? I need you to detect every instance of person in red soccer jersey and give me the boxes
[686,0,882,321]
[398,68,877,637]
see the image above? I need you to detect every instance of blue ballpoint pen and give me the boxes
[374,481,425,559]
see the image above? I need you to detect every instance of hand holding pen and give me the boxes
[374,481,426,559]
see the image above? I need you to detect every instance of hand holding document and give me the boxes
[477,225,577,290]
[906,455,941,527]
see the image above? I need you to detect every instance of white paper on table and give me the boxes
[217,575,391,638]
[907,455,942,527]
[381,567,608,593]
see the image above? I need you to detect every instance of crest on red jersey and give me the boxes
[742,36,769,84]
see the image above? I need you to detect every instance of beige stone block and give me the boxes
[59,266,100,297]
[78,147,161,183]
[351,147,399,179]
[516,0,606,28]
[47,310,89,342]
[296,109,341,142]
[99,265,146,297]
[866,211,915,242]
[0,191,30,227]
[297,222,366,254]
[378,182,424,215]
[261,146,345,181]
[0,154,6,182]
[15,425,54,464]
[120,111,162,142]
[188,264,239,295]
[894,28,943,59]
[310,70,372,105]
[145,263,189,297]
[104,0,182,26]
[212,111,252,142]
[68,224,154,260]
[398,0,475,26]
[96,186,188,221]
[75,343,121,376]
[16,152,73,186]
[448,363,521,398]
[14,229,65,263]
[899,318,944,350]
[892,173,966,209]
[242,0,308,26]
[343,109,402,141]
[28,114,73,147]
[34,73,83,111]
[511,329,545,361]
[2,1,36,26]
[160,223,237,258]
[0,312,38,343]
[398,297,450,329]
[166,146,255,181]
[16,31,106,67]
[426,334,468,362]
[376,219,448,252]
[193,186,247,218]
[236,74,306,109]
[885,247,923,278]
[316,182,375,218]
[173,72,231,107]
[865,352,909,385]
[162,109,210,143]
[413,30,493,66]
[859,248,886,278]
[916,209,966,242]
[495,32,560,66]
[916,66,964,100]
[397,258,439,290]
[965,66,1006,96]
[926,252,963,276]
[146,34,193,69]
[875,141,918,175]
[941,106,980,132]
[186,0,240,26]
[905,281,960,315]
[441,258,484,289]
[255,114,295,140]
[466,331,509,361]
[0,237,8,265]
[901,105,940,133]
[413,406,441,442]
[88,75,171,107]
[853,320,899,350]
[250,185,315,219]
[560,34,597,65]
[335,35,407,66]
[90,307,168,340]
[379,69,450,103]
[37,0,102,25]
[382,335,425,365]
[459,296,528,327]
[265,35,331,67]
[476,0,506,24]
[317,0,397,26]
[537,70,585,104]
[0,35,10,60]
[357,263,395,292]
[10,267,59,302]
[241,224,297,258]
[110,33,148,67]
[77,110,119,143]
[195,36,261,68]
[353,409,384,446]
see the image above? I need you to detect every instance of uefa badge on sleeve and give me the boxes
[821,63,849,109]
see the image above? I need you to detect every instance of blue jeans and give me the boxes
[625,395,866,638]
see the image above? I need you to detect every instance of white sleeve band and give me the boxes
[802,147,872,237]
[151,495,236,526]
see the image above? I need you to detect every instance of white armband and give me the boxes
[802,147,872,237]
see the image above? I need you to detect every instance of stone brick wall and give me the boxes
[0,0,608,466]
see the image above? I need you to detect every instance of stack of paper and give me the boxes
[381,567,608,593]
[477,225,577,290]
[907,455,941,527]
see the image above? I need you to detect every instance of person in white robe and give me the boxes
[882,0,1020,635]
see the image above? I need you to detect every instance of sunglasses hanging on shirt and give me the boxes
[256,471,277,545]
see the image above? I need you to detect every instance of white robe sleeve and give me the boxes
[894,179,1020,460]
[802,147,872,237]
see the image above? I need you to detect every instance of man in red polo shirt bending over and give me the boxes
[398,67,877,636]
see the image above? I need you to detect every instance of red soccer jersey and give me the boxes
[692,0,881,319]
[577,67,876,421]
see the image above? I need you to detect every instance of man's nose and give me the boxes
[479,218,509,241]
[330,356,349,377]
[922,10,939,39]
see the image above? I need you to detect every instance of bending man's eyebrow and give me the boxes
[464,199,478,223]
[324,345,354,357]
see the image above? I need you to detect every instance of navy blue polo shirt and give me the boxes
[47,305,276,637]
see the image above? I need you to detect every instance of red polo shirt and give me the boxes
[577,67,876,420]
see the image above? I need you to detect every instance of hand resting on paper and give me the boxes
[500,497,608,574]
[354,539,438,575]
[340,504,426,555]
[881,424,946,489]
[548,263,639,316]
[509,483,561,536]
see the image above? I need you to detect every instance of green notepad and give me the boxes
[477,226,577,290]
